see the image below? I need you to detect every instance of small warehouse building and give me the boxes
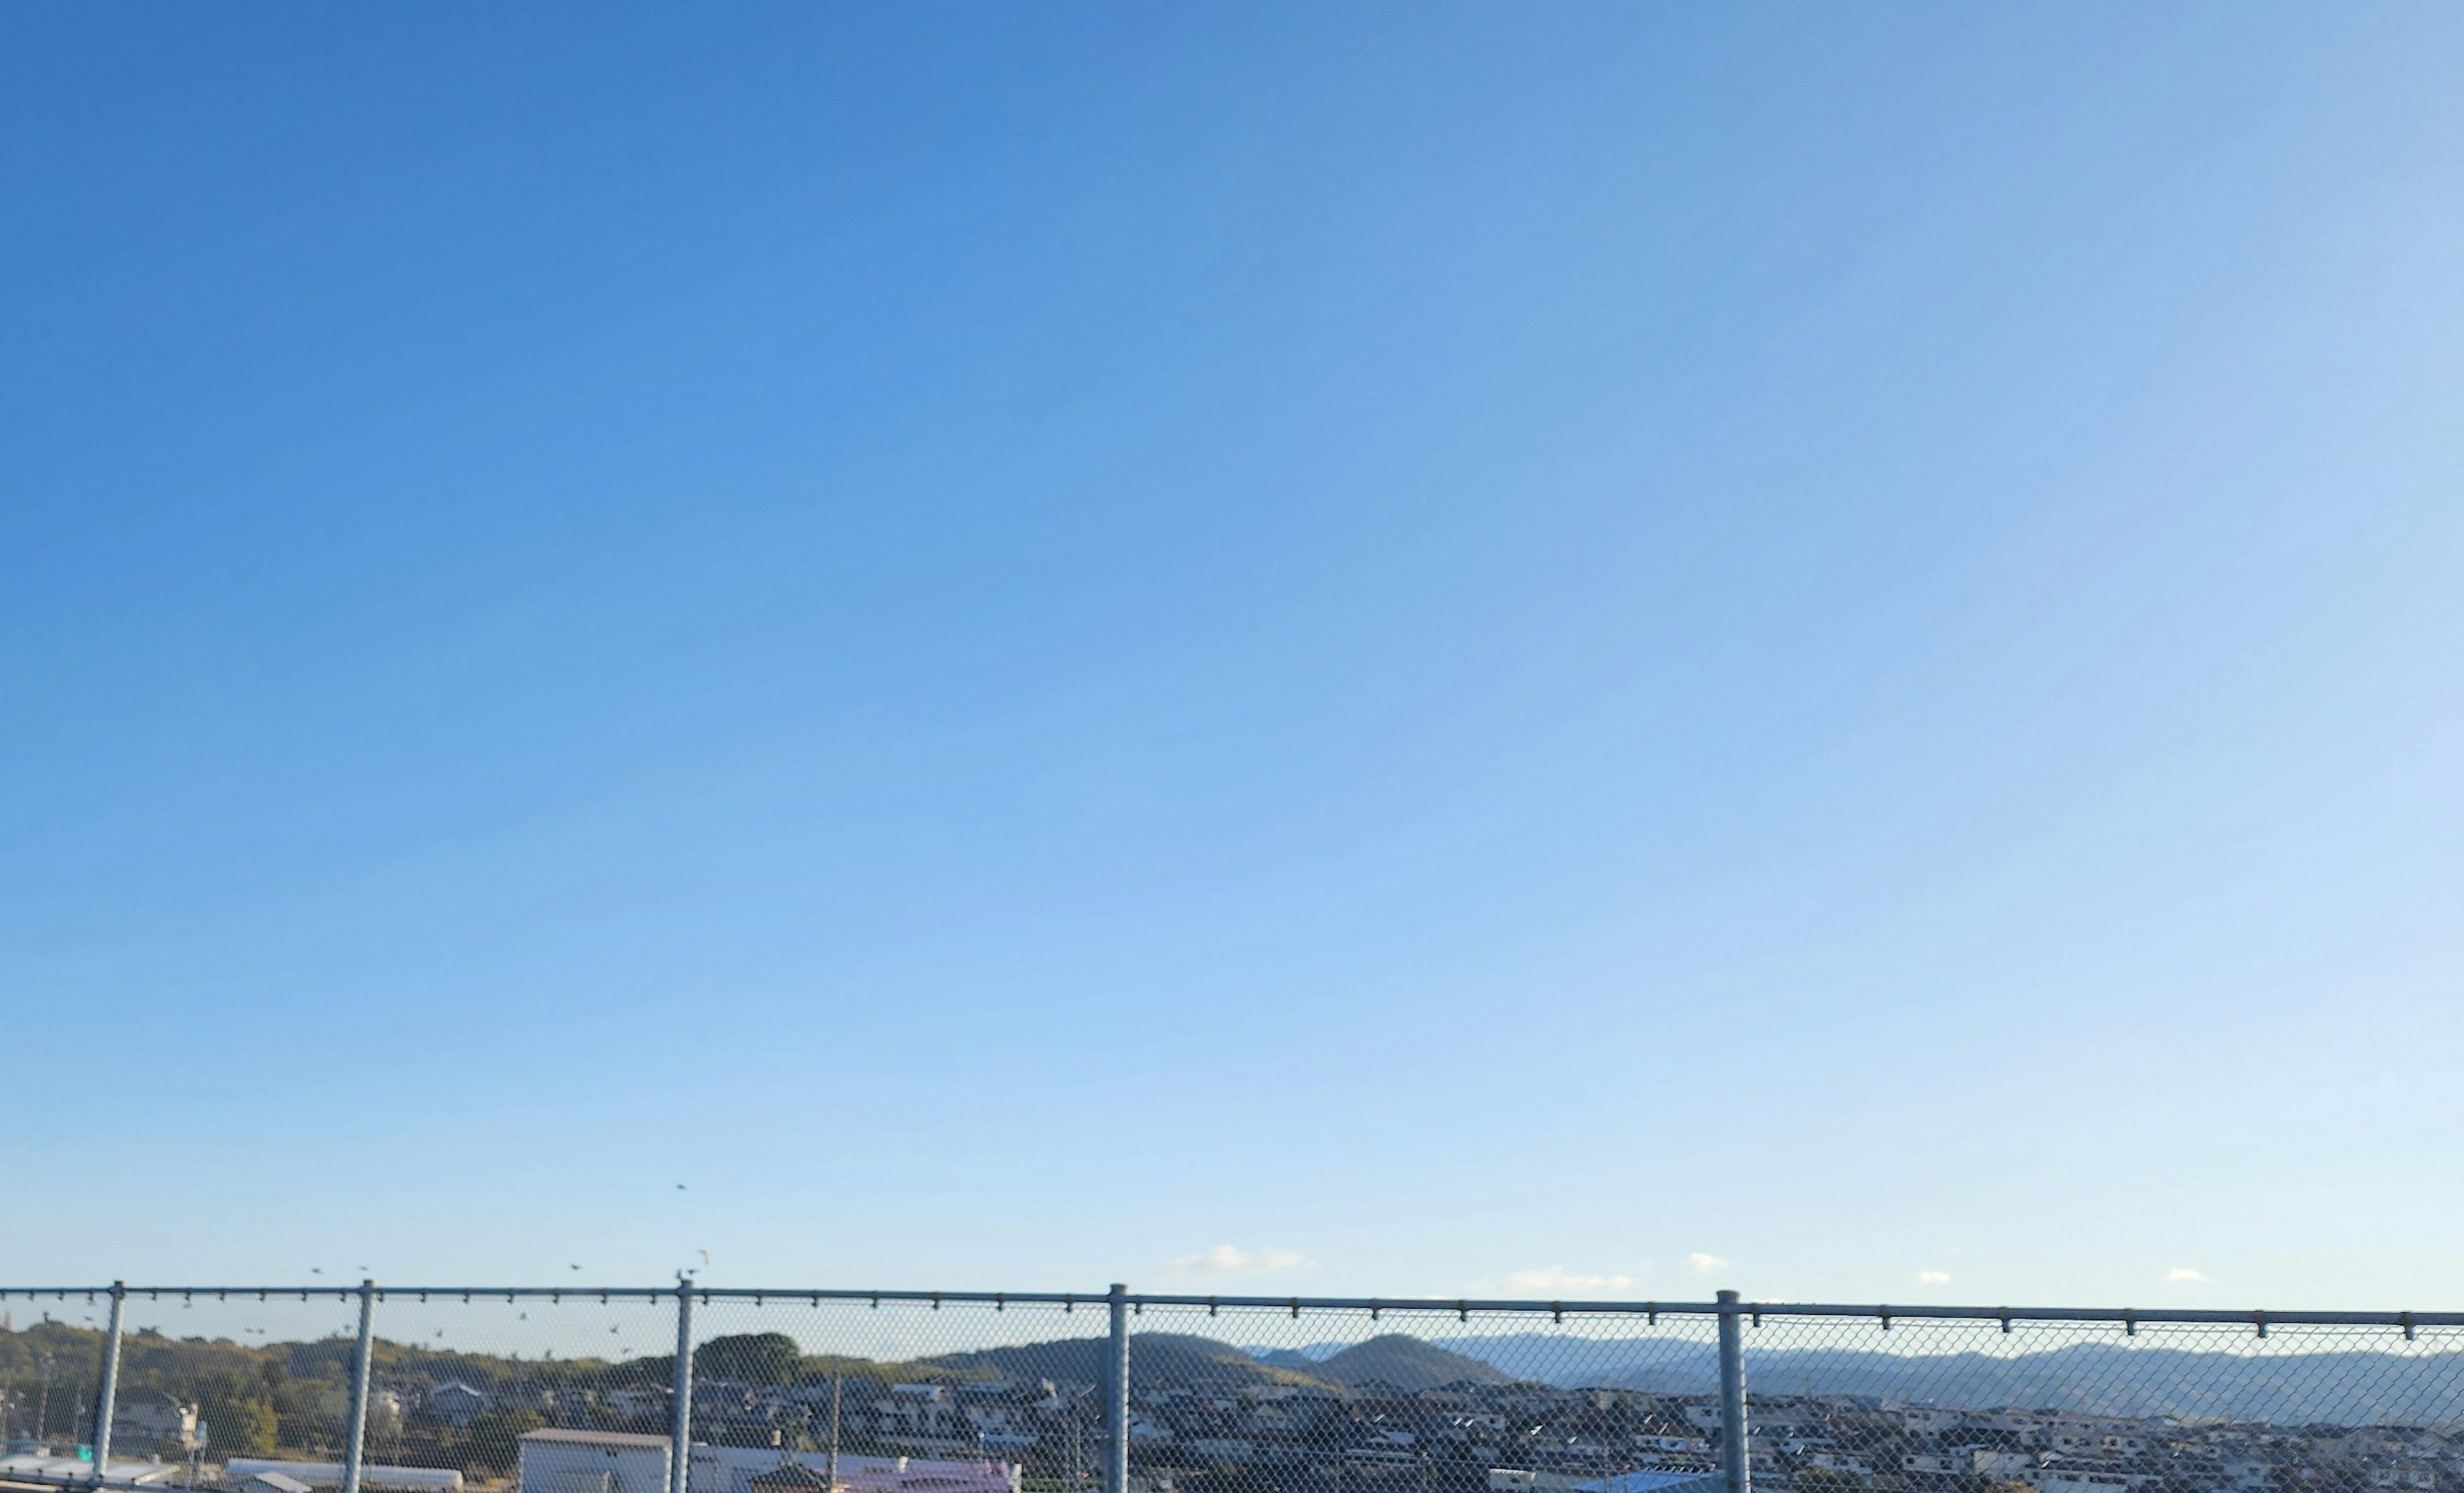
[520,1429,676,1493]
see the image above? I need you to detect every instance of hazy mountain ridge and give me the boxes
[1432,1334,2464,1425]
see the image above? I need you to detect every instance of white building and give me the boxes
[688,1446,1018,1493]
[520,1429,675,1493]
[224,1463,463,1492]
[0,1452,183,1486]
[508,1431,1020,1493]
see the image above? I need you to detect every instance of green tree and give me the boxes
[695,1333,799,1386]
[205,1395,278,1456]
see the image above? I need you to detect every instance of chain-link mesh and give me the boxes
[683,1293,1101,1493]
[1,1295,110,1467]
[1113,1302,1724,1493]
[3,1286,372,1485]
[7,1291,2461,1493]
[1733,1315,2464,1493]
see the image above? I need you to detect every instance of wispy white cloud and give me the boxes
[1686,1252,1729,1273]
[1167,1245,1310,1277]
[2165,1267,2206,1282]
[1917,1270,1952,1284]
[1507,1266,1635,1293]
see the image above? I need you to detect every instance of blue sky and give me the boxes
[4,5,2460,1309]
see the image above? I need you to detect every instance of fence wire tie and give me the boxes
[2255,1310,2268,1339]
[932,1293,941,1310]
[2402,1311,2417,1342]
[1751,1308,1761,1328]
[1371,1299,1382,1322]
[1998,1311,2011,1334]
[871,1293,880,1309]
[1552,1302,1564,1324]
[2123,1309,2136,1336]
[1647,1304,1657,1325]
[1290,1298,1301,1318]
[1064,1295,1074,1313]
[553,1290,562,1304]
[1459,1300,1469,1323]
[1879,1306,1891,1332]
[1208,1297,1218,1317]
[810,1292,819,1307]
[754,1292,763,1306]
[997,1293,1007,1313]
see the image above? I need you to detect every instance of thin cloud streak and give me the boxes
[1167,1245,1310,1277]
[1507,1266,1635,1293]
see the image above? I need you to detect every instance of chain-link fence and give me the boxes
[5,1287,2459,1493]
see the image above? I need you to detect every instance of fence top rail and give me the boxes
[0,1284,2456,1328]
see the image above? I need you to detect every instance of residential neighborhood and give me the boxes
[9,1329,2463,1493]
[454,1365,2464,1493]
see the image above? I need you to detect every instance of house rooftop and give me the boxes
[518,1430,674,1449]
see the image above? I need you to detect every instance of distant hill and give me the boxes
[925,1333,1329,1389]
[1312,1335,1513,1391]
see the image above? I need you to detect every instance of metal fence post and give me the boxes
[670,1280,696,1493]
[825,1373,842,1491]
[341,1281,377,1493]
[1716,1289,1750,1493]
[1106,1284,1130,1493]
[91,1281,126,1483]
